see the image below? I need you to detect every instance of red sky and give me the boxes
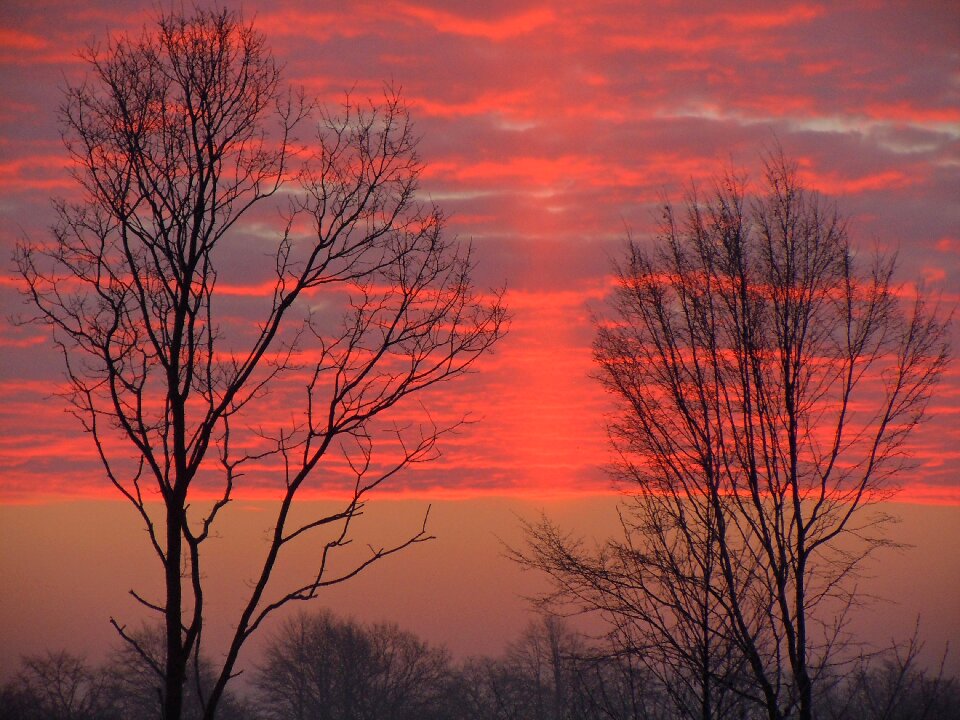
[1,0,957,503]
[0,0,958,676]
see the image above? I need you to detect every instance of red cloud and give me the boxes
[0,28,47,51]
[396,4,556,41]
[714,4,824,31]
[0,0,956,504]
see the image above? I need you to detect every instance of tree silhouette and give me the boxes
[253,611,452,720]
[0,651,114,720]
[16,9,504,720]
[517,153,949,720]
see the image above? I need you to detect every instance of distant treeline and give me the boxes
[2,611,956,720]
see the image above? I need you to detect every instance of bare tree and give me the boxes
[817,625,959,720]
[455,614,673,720]
[0,651,115,720]
[253,610,453,720]
[454,616,581,720]
[504,616,579,720]
[15,9,504,720]
[517,154,949,720]
[101,625,253,720]
[520,504,752,720]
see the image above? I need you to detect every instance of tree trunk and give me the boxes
[164,508,185,720]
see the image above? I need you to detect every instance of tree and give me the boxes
[517,154,949,720]
[816,629,960,720]
[253,610,453,720]
[454,614,672,720]
[500,616,580,720]
[15,9,504,720]
[454,617,581,720]
[519,494,753,718]
[0,651,116,720]
[101,625,254,720]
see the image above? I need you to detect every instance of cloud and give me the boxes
[0,28,47,51]
[0,153,71,192]
[0,0,956,502]
[395,4,556,41]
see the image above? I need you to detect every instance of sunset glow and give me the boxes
[2,2,957,504]
[0,0,958,692]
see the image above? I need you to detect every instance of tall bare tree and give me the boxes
[518,154,949,720]
[16,9,504,720]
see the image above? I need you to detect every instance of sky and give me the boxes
[0,0,958,678]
